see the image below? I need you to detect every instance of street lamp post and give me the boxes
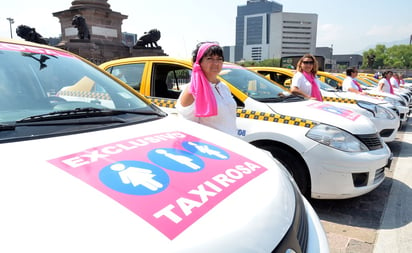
[6,17,15,39]
[330,44,333,71]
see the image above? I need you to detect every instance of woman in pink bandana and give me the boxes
[176,42,237,136]
[290,54,323,101]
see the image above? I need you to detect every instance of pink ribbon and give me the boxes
[189,43,218,117]
[302,71,323,101]
[386,78,394,94]
[353,79,363,92]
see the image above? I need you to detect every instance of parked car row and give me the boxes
[0,38,329,252]
[248,67,402,142]
[315,70,412,124]
[99,56,393,201]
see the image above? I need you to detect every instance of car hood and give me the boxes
[263,99,377,134]
[0,116,296,252]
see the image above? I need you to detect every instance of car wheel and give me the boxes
[261,144,311,198]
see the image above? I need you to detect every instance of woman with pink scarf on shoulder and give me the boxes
[176,42,237,136]
[290,54,323,101]
[377,71,395,94]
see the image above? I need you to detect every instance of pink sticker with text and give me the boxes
[48,131,268,239]
[308,102,361,121]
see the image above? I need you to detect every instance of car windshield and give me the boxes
[0,42,164,140]
[219,65,291,101]
[356,77,375,87]
[318,79,338,92]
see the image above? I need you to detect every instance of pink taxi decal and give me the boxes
[0,42,74,58]
[48,131,268,240]
[308,101,361,121]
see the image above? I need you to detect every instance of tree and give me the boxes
[362,44,412,69]
[386,45,412,68]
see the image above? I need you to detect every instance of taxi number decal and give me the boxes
[48,131,268,240]
[308,101,361,121]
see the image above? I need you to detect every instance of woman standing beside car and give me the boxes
[290,54,323,101]
[176,42,237,136]
[378,71,395,94]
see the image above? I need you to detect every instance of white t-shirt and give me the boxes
[342,76,359,92]
[378,79,392,93]
[291,71,321,96]
[176,81,237,136]
[390,77,400,88]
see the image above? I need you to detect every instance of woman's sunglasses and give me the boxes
[302,61,314,65]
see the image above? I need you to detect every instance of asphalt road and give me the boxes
[309,116,411,253]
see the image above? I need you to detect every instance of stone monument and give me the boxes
[53,0,167,64]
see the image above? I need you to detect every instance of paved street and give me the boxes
[310,115,412,253]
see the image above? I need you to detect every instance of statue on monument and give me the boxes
[133,29,161,49]
[72,14,91,40]
[16,25,48,45]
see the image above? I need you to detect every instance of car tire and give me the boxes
[260,144,311,198]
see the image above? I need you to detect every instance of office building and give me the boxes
[228,0,318,62]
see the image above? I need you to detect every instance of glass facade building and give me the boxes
[233,0,317,62]
[235,0,282,61]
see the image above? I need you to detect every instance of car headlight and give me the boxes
[306,124,369,152]
[357,101,396,120]
[374,105,396,120]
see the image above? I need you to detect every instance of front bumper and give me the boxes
[303,141,391,199]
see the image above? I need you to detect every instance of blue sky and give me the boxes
[1,0,411,58]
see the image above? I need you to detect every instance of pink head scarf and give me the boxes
[302,71,323,101]
[189,43,219,117]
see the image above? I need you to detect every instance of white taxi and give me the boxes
[0,39,329,252]
[100,57,393,200]
[248,67,401,142]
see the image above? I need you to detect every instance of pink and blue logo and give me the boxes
[308,101,361,121]
[48,132,267,239]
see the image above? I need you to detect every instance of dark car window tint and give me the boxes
[110,63,145,91]
[151,63,190,99]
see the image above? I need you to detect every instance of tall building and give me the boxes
[231,0,317,62]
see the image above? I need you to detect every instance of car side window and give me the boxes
[324,77,339,89]
[151,63,191,99]
[258,71,290,88]
[109,63,145,91]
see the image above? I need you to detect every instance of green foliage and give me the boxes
[362,44,412,69]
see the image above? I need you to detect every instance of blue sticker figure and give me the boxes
[148,148,205,173]
[182,141,230,160]
[99,160,169,195]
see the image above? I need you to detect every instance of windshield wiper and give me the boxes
[16,107,164,123]
[257,97,285,102]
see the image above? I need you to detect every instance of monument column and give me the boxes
[53,0,167,64]
[53,0,127,44]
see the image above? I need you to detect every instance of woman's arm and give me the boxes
[179,87,195,107]
[377,81,384,91]
[290,86,312,99]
